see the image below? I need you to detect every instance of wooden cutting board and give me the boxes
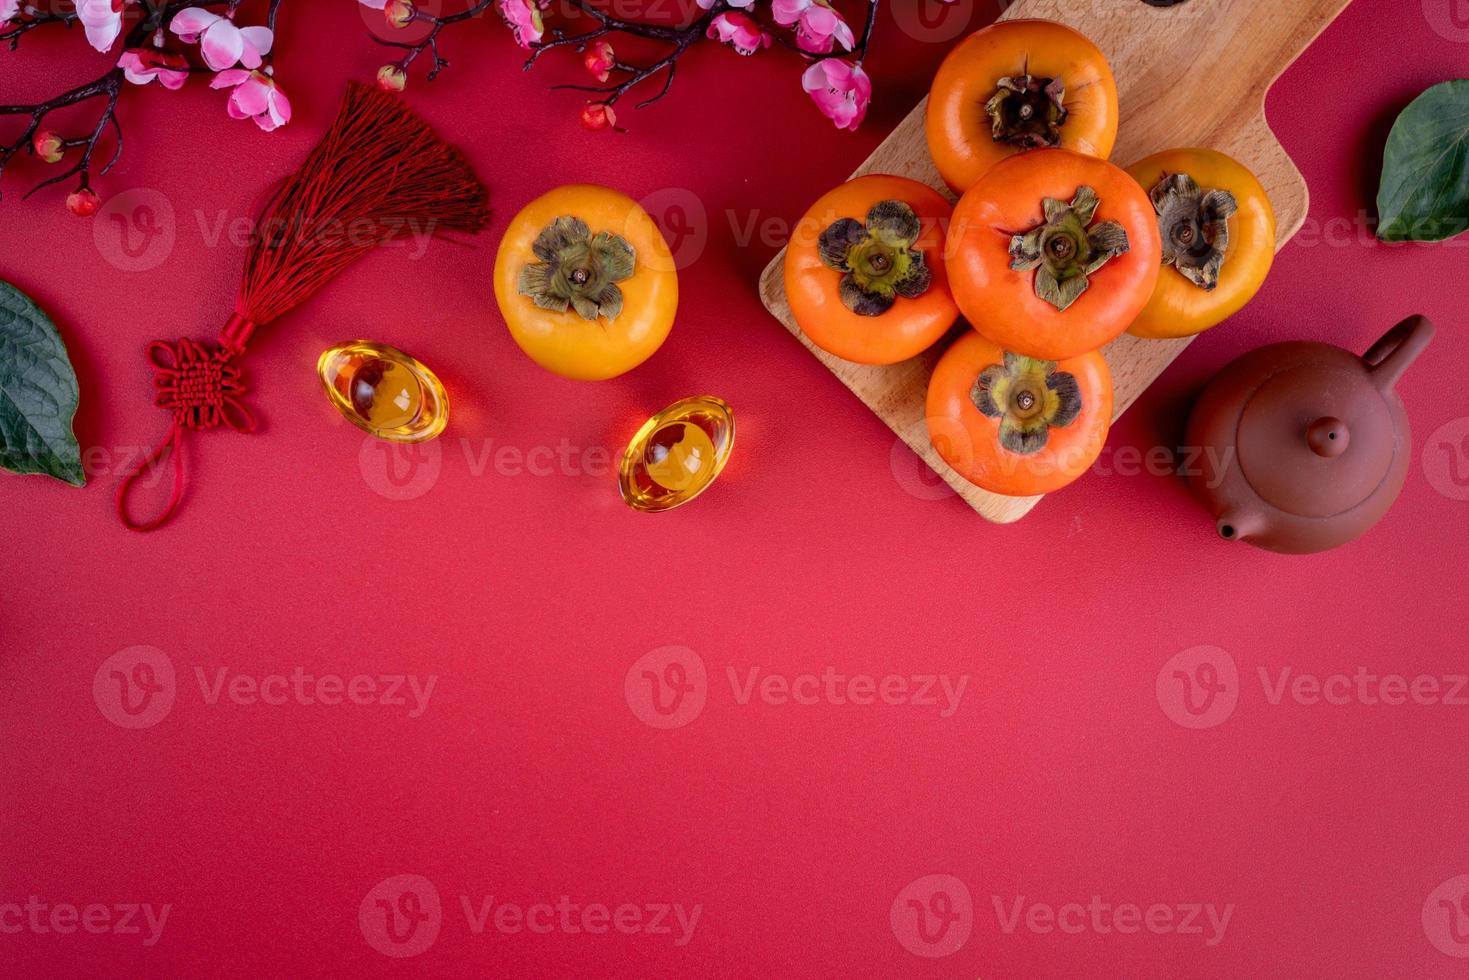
[758,0,1354,522]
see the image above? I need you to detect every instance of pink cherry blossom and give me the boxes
[695,0,755,7]
[170,8,273,71]
[802,58,870,131]
[76,0,129,54]
[497,0,547,49]
[707,12,771,56]
[119,48,190,90]
[772,0,854,55]
[211,69,292,132]
[0,0,21,25]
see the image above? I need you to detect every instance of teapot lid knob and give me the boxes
[1306,417,1350,458]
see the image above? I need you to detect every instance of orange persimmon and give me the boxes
[785,174,960,366]
[927,329,1113,497]
[946,148,1161,361]
[494,184,677,381]
[1125,148,1277,339]
[926,19,1118,194]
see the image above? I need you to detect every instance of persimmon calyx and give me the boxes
[1150,173,1237,291]
[970,351,1082,455]
[818,199,932,316]
[518,215,636,322]
[1009,186,1130,312]
[985,74,1068,149]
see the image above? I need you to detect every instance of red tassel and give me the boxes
[117,83,490,532]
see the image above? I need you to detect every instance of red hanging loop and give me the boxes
[116,421,187,533]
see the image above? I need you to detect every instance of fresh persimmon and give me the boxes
[494,184,677,381]
[926,19,1118,194]
[927,329,1112,497]
[946,148,1161,361]
[1125,148,1277,339]
[785,174,960,365]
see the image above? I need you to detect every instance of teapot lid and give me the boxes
[1235,359,1396,518]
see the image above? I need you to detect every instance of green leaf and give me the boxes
[1377,80,1469,243]
[0,280,85,487]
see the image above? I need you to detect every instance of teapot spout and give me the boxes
[1215,511,1263,542]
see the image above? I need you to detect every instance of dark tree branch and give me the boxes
[1,10,79,49]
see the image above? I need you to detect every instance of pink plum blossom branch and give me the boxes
[367,0,881,131]
[0,0,290,213]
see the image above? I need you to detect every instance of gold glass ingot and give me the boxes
[317,341,448,442]
[619,396,734,512]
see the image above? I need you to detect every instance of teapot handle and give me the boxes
[1364,314,1434,391]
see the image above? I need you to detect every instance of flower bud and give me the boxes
[579,102,617,132]
[66,187,101,218]
[583,41,614,83]
[384,0,416,28]
[377,65,407,92]
[33,131,65,164]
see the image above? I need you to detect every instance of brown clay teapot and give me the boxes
[1184,314,1434,554]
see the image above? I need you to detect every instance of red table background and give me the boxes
[3,1,1467,976]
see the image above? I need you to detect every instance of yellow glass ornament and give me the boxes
[317,341,448,442]
[619,396,734,512]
